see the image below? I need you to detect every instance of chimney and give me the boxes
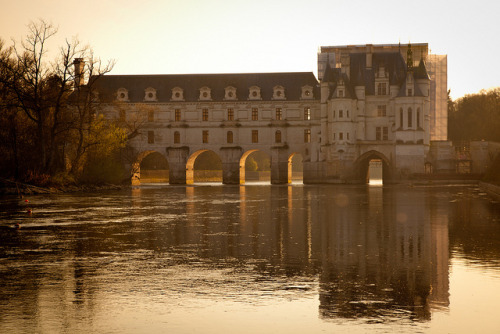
[73,58,85,87]
[366,44,372,69]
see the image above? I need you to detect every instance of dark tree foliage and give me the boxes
[0,20,122,186]
[448,88,500,142]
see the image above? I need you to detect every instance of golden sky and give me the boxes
[1,0,498,99]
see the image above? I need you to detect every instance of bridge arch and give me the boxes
[288,152,304,183]
[131,150,169,185]
[354,150,392,184]
[186,149,222,184]
[239,149,271,184]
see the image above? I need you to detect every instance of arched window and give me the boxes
[227,131,233,144]
[275,130,282,143]
[174,131,180,144]
[408,108,413,128]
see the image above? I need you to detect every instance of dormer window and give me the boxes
[171,87,184,101]
[301,85,314,99]
[199,86,211,101]
[248,86,261,100]
[116,88,129,101]
[377,83,387,95]
[338,89,344,98]
[144,87,157,101]
[224,86,237,100]
[272,85,286,100]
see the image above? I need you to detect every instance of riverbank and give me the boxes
[0,178,124,196]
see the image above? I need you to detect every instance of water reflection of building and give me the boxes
[310,186,449,320]
[179,185,449,320]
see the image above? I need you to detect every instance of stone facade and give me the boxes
[91,43,447,184]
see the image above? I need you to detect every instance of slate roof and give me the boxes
[90,72,320,103]
[321,52,423,97]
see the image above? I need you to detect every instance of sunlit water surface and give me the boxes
[1,183,499,333]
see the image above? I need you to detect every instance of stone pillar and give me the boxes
[220,147,243,184]
[271,147,289,184]
[166,147,190,184]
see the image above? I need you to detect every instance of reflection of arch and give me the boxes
[354,150,392,183]
[186,149,222,184]
[132,150,169,185]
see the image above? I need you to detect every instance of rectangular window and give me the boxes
[339,132,343,140]
[338,89,344,98]
[148,110,154,122]
[339,110,343,118]
[304,107,311,120]
[202,130,208,143]
[333,133,336,140]
[275,108,282,120]
[378,83,387,95]
[227,108,234,121]
[347,132,350,140]
[347,110,349,118]
[333,110,336,118]
[383,127,388,140]
[202,108,208,121]
[377,105,386,117]
[252,130,258,143]
[252,108,258,121]
[408,88,413,96]
[304,129,311,143]
[227,131,233,144]
[417,110,421,128]
[119,110,126,122]
[376,127,381,141]
[174,131,180,144]
[408,110,413,128]
[148,131,154,144]
[175,109,181,121]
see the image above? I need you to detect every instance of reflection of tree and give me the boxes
[448,190,500,265]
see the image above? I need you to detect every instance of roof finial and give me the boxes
[407,42,413,72]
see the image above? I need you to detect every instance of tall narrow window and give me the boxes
[275,108,282,120]
[408,108,413,128]
[383,127,388,140]
[399,108,403,128]
[119,110,126,122]
[275,130,282,143]
[417,108,421,128]
[347,132,350,140]
[202,108,208,121]
[202,130,209,143]
[304,129,311,143]
[252,108,258,121]
[376,127,381,141]
[227,131,233,144]
[174,131,180,144]
[148,110,154,122]
[252,130,259,143]
[346,110,349,118]
[148,131,154,144]
[227,108,234,121]
[175,109,181,121]
[339,110,343,118]
[304,107,311,120]
[339,132,343,140]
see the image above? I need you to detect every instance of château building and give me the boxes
[88,43,448,184]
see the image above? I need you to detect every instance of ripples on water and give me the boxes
[0,184,499,333]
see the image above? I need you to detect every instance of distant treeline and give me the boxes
[448,88,500,142]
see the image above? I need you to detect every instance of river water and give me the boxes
[1,183,499,333]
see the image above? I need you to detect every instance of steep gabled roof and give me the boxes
[90,72,320,102]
